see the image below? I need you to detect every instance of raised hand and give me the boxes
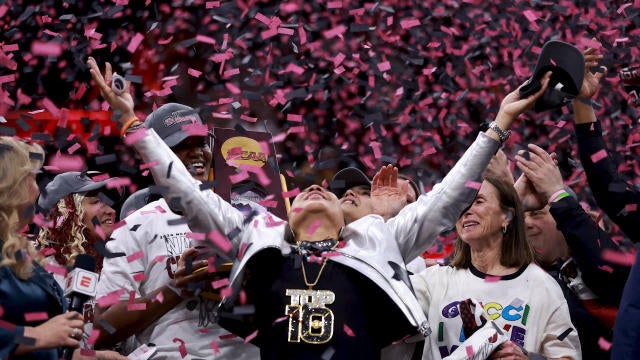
[87,57,135,122]
[579,48,606,100]
[497,71,552,120]
[173,247,217,298]
[484,149,514,185]
[371,164,409,221]
[21,311,84,351]
[515,144,565,204]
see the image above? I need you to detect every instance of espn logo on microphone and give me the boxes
[64,268,98,297]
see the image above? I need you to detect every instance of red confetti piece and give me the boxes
[220,333,239,340]
[625,203,637,212]
[173,337,187,358]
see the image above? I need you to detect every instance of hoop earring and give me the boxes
[502,224,508,234]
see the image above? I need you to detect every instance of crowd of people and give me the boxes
[1,39,638,360]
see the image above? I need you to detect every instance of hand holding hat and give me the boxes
[519,41,586,112]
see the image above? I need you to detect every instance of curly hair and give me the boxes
[0,137,45,280]
[37,193,102,271]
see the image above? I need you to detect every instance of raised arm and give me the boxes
[515,143,629,303]
[388,72,552,261]
[87,58,247,259]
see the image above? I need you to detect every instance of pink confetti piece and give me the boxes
[140,161,158,170]
[0,74,15,84]
[187,232,206,240]
[464,181,482,190]
[133,273,146,282]
[30,41,62,57]
[343,323,356,337]
[229,170,250,183]
[80,349,96,357]
[598,337,612,351]
[305,220,322,235]
[377,61,391,72]
[24,312,49,322]
[466,345,475,358]
[400,18,420,29]
[127,303,146,311]
[210,340,220,355]
[126,250,144,263]
[87,329,100,345]
[123,127,149,145]
[240,114,257,123]
[44,263,67,277]
[106,177,132,190]
[206,1,220,8]
[209,230,233,253]
[245,330,258,343]
[126,33,144,53]
[625,203,638,212]
[327,1,342,9]
[196,34,216,45]
[272,316,288,325]
[187,68,202,77]
[522,10,538,22]
[220,286,233,298]
[153,291,164,303]
[287,114,303,122]
[211,278,230,289]
[278,27,295,35]
[153,255,166,263]
[601,249,636,266]
[96,289,125,308]
[484,275,501,282]
[282,188,300,198]
[590,149,608,163]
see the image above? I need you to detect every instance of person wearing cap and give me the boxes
[332,167,420,225]
[568,48,640,359]
[89,56,552,359]
[36,171,119,276]
[514,144,628,360]
[93,101,259,359]
[0,138,126,360]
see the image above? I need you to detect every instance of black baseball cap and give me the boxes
[144,103,204,148]
[330,167,371,198]
[38,172,110,211]
[519,41,585,112]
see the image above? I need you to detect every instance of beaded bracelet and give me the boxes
[119,116,140,137]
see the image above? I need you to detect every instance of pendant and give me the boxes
[285,289,335,344]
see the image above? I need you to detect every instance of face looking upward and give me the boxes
[340,185,374,224]
[289,185,345,230]
[172,136,213,182]
[456,180,510,246]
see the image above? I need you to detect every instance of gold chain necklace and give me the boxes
[284,240,338,344]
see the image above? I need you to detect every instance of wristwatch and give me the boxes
[488,121,511,144]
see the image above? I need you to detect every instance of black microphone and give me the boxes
[61,254,98,360]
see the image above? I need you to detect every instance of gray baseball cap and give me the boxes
[38,172,109,211]
[330,167,371,198]
[144,103,204,148]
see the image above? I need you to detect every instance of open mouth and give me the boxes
[187,161,205,175]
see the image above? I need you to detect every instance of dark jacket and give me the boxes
[549,195,630,359]
[576,121,640,360]
[0,249,66,360]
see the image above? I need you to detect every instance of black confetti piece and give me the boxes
[167,161,173,178]
[129,224,141,232]
[556,327,573,341]
[167,218,189,226]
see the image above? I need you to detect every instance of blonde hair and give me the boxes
[37,193,92,269]
[0,137,45,279]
